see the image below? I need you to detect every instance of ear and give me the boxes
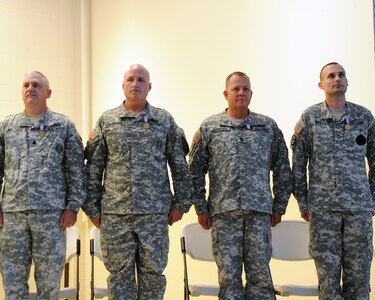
[223,90,228,100]
[47,89,52,99]
[318,82,323,90]
[149,83,152,91]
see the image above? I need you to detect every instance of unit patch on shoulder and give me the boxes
[192,131,201,145]
[89,129,98,140]
[294,121,304,136]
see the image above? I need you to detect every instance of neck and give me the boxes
[325,95,346,109]
[227,108,248,119]
[124,99,147,113]
[25,106,48,116]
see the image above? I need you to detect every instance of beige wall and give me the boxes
[0,0,375,299]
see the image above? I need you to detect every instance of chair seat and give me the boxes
[94,286,109,298]
[189,284,219,296]
[58,287,77,299]
[274,284,319,296]
[28,287,77,299]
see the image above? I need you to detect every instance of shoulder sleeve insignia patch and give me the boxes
[294,121,303,136]
[89,129,98,140]
[192,131,201,144]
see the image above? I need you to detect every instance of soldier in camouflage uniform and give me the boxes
[0,71,85,300]
[189,71,292,300]
[82,64,192,300]
[291,62,375,300]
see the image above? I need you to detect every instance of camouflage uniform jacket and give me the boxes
[189,110,292,216]
[0,109,85,212]
[291,101,375,212]
[82,102,192,218]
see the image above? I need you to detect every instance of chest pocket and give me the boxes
[343,121,367,158]
[106,122,167,159]
[137,125,167,159]
[209,128,238,156]
[4,128,28,168]
[311,121,334,154]
[241,128,263,154]
[38,127,66,163]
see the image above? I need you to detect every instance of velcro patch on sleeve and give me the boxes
[192,131,201,144]
[294,121,303,136]
[88,129,98,140]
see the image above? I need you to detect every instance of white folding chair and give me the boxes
[180,222,219,299]
[28,226,81,299]
[90,226,108,299]
[271,220,319,297]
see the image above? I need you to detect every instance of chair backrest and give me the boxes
[90,226,103,261]
[271,220,310,261]
[181,222,214,261]
[89,226,109,299]
[65,226,81,262]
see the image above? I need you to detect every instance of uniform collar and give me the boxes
[20,108,53,126]
[320,101,358,121]
[119,101,158,122]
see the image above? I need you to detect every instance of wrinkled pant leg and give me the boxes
[212,212,245,300]
[341,212,372,300]
[244,211,274,300]
[101,214,137,300]
[136,214,168,300]
[310,211,342,300]
[1,212,31,300]
[30,210,65,300]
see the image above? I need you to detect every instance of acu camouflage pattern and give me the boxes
[189,110,292,216]
[212,211,274,300]
[291,101,375,212]
[82,102,193,218]
[0,109,84,299]
[0,109,86,212]
[189,110,291,300]
[309,211,373,300]
[101,213,168,300]
[0,211,66,300]
[291,101,375,300]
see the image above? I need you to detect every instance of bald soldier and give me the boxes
[0,71,85,299]
[291,62,375,300]
[82,64,193,299]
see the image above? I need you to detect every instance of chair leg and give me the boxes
[268,265,277,300]
[184,280,189,300]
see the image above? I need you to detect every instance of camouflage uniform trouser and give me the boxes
[212,210,274,300]
[101,213,169,300]
[0,210,65,300]
[309,211,373,300]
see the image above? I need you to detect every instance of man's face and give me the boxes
[122,65,151,102]
[224,75,252,111]
[319,64,348,96]
[22,72,51,107]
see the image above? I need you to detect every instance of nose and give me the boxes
[132,79,141,86]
